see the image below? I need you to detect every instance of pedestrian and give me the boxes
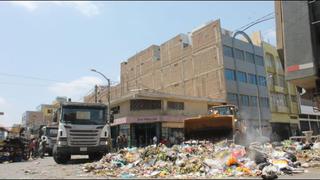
[152,136,158,145]
[116,135,122,151]
[122,134,128,148]
[39,136,47,158]
[233,129,241,145]
[169,135,175,147]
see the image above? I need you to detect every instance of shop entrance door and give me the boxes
[134,123,157,147]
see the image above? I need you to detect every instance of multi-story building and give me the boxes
[85,19,271,143]
[251,32,300,139]
[22,111,44,137]
[37,104,55,125]
[298,94,320,135]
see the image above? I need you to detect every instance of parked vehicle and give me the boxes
[39,125,58,156]
[52,101,111,164]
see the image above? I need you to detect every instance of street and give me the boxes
[0,155,98,179]
[0,155,320,179]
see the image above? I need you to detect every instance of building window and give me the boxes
[111,106,120,114]
[245,52,255,64]
[255,55,264,66]
[236,71,247,83]
[275,59,284,73]
[299,114,308,119]
[310,115,317,119]
[258,76,267,86]
[227,93,238,104]
[130,99,161,111]
[250,96,257,106]
[235,48,244,60]
[167,101,184,110]
[265,53,275,68]
[270,93,287,107]
[240,95,249,106]
[277,75,285,88]
[225,69,235,81]
[248,73,257,85]
[47,109,52,114]
[260,97,269,107]
[223,45,233,57]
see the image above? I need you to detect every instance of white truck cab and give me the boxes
[52,102,111,164]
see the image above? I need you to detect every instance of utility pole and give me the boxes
[94,85,98,103]
[90,69,111,124]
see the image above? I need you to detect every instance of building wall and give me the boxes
[222,32,271,127]
[83,19,273,129]
[84,20,227,104]
[112,97,210,120]
[250,32,300,134]
[22,111,44,135]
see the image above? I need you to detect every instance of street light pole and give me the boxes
[91,69,111,124]
[257,74,273,135]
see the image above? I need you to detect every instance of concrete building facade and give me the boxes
[84,19,271,144]
[22,111,45,137]
[251,32,300,139]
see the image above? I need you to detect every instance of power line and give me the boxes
[235,12,275,32]
[241,16,275,32]
[0,72,62,83]
[0,72,112,86]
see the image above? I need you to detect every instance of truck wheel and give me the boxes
[89,153,103,161]
[53,145,70,164]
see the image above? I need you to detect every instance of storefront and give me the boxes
[111,115,188,147]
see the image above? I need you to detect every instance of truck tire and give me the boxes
[53,145,70,164]
[89,153,103,161]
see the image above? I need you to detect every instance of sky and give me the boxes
[0,1,275,127]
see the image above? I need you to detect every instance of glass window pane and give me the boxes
[236,71,247,83]
[227,93,238,106]
[240,95,249,106]
[265,53,275,68]
[246,52,255,64]
[250,96,257,106]
[225,69,235,80]
[258,76,267,86]
[235,49,244,60]
[223,45,233,57]
[248,73,257,85]
[255,55,264,66]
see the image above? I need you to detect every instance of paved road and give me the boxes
[0,155,320,179]
[0,155,98,179]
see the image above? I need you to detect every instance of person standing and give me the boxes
[122,135,128,148]
[152,136,158,145]
[116,135,122,151]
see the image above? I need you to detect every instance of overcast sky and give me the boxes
[0,1,275,127]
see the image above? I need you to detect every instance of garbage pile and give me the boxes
[82,139,320,179]
[0,137,29,163]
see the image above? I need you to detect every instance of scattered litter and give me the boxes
[82,139,320,178]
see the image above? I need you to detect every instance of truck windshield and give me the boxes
[46,128,58,137]
[210,106,234,115]
[62,107,105,125]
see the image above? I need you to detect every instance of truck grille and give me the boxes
[68,129,99,146]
